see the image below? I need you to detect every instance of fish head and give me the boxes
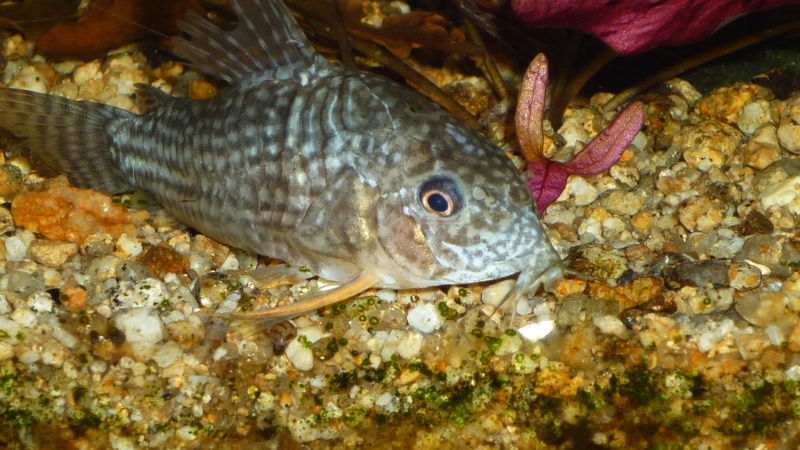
[371,116,564,292]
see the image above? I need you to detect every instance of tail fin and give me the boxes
[0,88,135,194]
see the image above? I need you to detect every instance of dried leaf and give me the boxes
[37,0,203,60]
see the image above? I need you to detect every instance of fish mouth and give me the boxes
[491,259,565,316]
[514,259,565,297]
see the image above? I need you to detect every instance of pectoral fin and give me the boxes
[219,271,381,327]
[249,263,315,289]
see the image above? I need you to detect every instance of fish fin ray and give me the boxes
[172,0,319,86]
[134,83,171,113]
[218,272,381,327]
[249,263,315,289]
[0,88,134,194]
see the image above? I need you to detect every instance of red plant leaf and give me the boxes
[511,0,800,55]
[515,53,548,162]
[527,159,571,215]
[515,56,644,215]
[564,101,644,175]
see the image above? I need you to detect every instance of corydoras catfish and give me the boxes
[0,0,563,324]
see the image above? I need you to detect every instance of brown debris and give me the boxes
[587,276,666,310]
[10,176,149,243]
[36,0,204,60]
[695,83,774,125]
[138,244,189,278]
[0,164,24,198]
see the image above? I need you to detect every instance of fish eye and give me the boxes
[418,177,462,218]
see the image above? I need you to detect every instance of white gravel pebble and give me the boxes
[695,319,735,353]
[518,320,556,342]
[375,289,397,303]
[396,331,423,360]
[212,347,228,362]
[765,325,785,346]
[380,330,403,361]
[219,253,240,271]
[593,315,629,338]
[28,291,54,313]
[41,341,67,366]
[0,317,21,340]
[114,308,164,344]
[114,233,143,258]
[759,174,800,212]
[111,278,170,311]
[564,176,600,206]
[0,295,10,314]
[154,340,183,368]
[176,426,198,442]
[10,308,37,328]
[285,339,314,371]
[4,236,28,261]
[786,365,800,381]
[495,333,522,356]
[375,392,393,407]
[0,342,13,360]
[778,98,800,153]
[738,99,772,135]
[89,361,108,373]
[407,303,444,333]
[52,326,80,349]
[19,350,40,364]
[285,326,326,371]
[481,279,516,308]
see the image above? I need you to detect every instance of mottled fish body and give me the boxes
[0,0,563,320]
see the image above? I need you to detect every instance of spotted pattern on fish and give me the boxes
[0,0,563,301]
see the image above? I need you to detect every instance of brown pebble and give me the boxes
[587,276,665,310]
[165,318,205,349]
[559,326,596,370]
[278,392,293,407]
[743,141,780,170]
[0,164,24,198]
[565,243,628,285]
[738,210,774,236]
[787,319,800,352]
[695,83,772,125]
[624,244,656,265]
[138,245,189,278]
[550,222,578,241]
[553,276,587,299]
[630,210,655,235]
[755,347,786,370]
[269,322,297,356]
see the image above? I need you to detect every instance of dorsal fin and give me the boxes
[171,0,319,86]
[134,83,171,113]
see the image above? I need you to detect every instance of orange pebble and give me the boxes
[63,286,88,310]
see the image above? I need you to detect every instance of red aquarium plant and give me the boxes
[516,54,644,213]
[511,0,800,55]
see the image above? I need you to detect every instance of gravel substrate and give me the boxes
[2,10,800,450]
